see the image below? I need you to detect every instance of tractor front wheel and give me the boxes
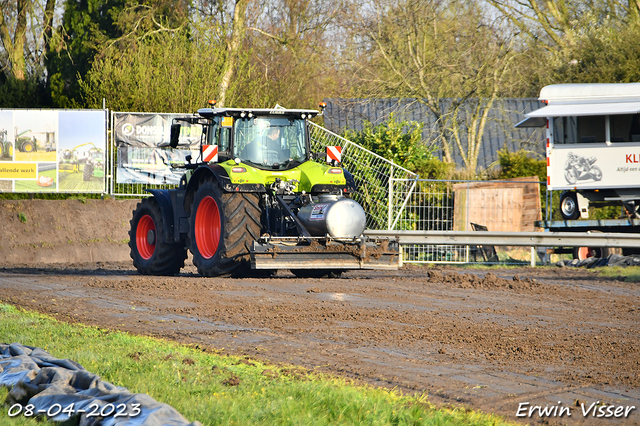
[129,197,187,275]
[189,180,261,277]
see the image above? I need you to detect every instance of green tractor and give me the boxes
[59,143,104,180]
[14,128,37,153]
[81,147,105,181]
[128,103,400,277]
[0,129,13,159]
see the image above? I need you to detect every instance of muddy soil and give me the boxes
[0,200,639,425]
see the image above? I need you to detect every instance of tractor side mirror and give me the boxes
[170,124,181,148]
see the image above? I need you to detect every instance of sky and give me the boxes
[58,110,107,150]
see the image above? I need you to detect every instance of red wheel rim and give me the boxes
[576,246,593,260]
[136,214,156,260]
[195,196,221,259]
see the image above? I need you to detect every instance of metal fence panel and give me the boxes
[309,121,418,230]
[109,111,180,197]
[390,178,545,263]
[389,179,466,263]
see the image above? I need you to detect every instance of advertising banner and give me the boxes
[549,143,640,190]
[113,113,201,185]
[0,109,107,193]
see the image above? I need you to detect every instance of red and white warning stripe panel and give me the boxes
[326,146,342,163]
[202,144,218,162]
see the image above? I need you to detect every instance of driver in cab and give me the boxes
[241,126,288,165]
[265,126,282,150]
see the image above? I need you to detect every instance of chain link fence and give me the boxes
[390,178,545,264]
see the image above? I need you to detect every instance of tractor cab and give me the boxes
[171,106,320,171]
[230,116,308,170]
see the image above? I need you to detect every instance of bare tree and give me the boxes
[245,0,344,108]
[0,0,56,80]
[217,0,248,107]
[190,0,345,108]
[345,0,520,174]
[485,0,640,89]
[486,0,640,52]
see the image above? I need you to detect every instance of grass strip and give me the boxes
[0,303,514,426]
[596,265,640,282]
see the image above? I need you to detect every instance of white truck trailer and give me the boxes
[517,82,640,259]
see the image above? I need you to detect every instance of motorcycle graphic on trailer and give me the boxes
[564,152,602,184]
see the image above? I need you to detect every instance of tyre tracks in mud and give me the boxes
[1,263,639,425]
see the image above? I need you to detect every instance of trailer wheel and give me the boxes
[129,197,187,275]
[560,192,580,220]
[189,180,261,277]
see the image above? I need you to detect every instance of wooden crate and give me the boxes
[453,176,542,232]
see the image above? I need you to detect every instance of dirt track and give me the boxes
[0,199,639,425]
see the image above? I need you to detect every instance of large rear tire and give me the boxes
[189,180,261,277]
[129,197,187,275]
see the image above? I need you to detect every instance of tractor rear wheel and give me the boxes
[189,180,261,277]
[129,197,187,275]
[22,141,35,152]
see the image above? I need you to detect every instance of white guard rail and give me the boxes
[366,230,640,248]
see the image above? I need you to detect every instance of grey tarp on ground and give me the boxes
[557,254,640,268]
[0,343,203,426]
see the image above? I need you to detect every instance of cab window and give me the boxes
[207,120,231,152]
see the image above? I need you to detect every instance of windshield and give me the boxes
[233,117,307,169]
